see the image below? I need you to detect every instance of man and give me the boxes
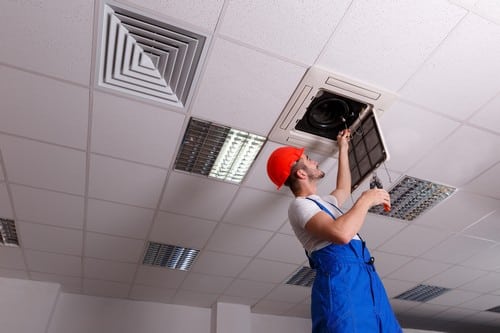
[266,129,402,333]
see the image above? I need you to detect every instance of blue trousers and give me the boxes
[310,240,402,333]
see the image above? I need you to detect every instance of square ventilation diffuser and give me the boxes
[174,118,266,183]
[0,218,19,247]
[143,242,199,271]
[285,266,316,287]
[369,175,455,221]
[394,284,450,302]
[97,2,207,109]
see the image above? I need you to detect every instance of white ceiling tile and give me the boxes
[380,101,460,172]
[0,1,93,84]
[425,265,487,289]
[470,93,500,134]
[181,272,233,294]
[420,235,495,265]
[91,92,185,167]
[359,214,407,250]
[24,250,81,276]
[0,183,13,219]
[474,0,500,24]
[319,0,466,90]
[150,212,217,249]
[0,67,89,148]
[239,258,297,284]
[89,154,167,208]
[464,210,500,242]
[173,290,219,308]
[11,185,84,229]
[84,257,136,284]
[464,162,500,199]
[224,279,275,299]
[161,172,238,220]
[460,272,500,293]
[190,38,306,136]
[217,295,258,306]
[125,0,224,31]
[408,125,500,187]
[223,188,290,231]
[191,251,251,278]
[30,272,82,293]
[205,223,273,257]
[219,0,351,64]
[460,294,500,311]
[0,268,29,280]
[0,247,26,270]
[83,279,130,299]
[266,285,310,303]
[129,284,176,303]
[381,278,419,299]
[134,265,187,289]
[404,303,449,318]
[389,299,418,315]
[400,14,500,119]
[415,190,498,232]
[18,221,83,256]
[252,300,295,316]
[370,251,413,278]
[378,225,450,257]
[86,199,154,239]
[85,232,145,263]
[0,135,86,195]
[257,233,307,265]
[278,221,294,236]
[460,244,500,271]
[387,258,451,283]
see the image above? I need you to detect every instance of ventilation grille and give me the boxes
[174,118,266,183]
[0,218,19,247]
[143,242,199,271]
[285,266,316,287]
[394,284,450,302]
[486,305,500,313]
[98,3,206,108]
[369,175,455,221]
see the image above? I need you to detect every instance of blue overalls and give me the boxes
[306,198,402,333]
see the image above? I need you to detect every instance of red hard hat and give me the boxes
[267,146,305,189]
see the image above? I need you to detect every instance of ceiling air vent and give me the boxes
[97,2,207,109]
[143,242,199,271]
[369,175,456,221]
[0,218,19,247]
[394,284,450,302]
[285,266,316,287]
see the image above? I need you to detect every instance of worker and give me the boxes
[266,129,402,333]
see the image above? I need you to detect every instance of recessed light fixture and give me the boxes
[174,118,266,183]
[0,218,19,247]
[369,175,456,221]
[285,266,316,287]
[143,242,199,271]
[394,284,450,302]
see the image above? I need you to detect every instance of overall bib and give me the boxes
[306,198,402,333]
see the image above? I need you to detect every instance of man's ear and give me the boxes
[296,168,307,179]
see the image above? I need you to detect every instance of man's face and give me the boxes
[299,154,325,180]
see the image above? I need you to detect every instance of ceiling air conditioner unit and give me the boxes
[268,66,397,191]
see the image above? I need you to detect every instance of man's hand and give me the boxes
[360,188,391,210]
[337,129,351,152]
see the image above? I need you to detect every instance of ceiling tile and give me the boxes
[266,285,310,303]
[205,223,273,257]
[173,290,219,308]
[460,244,500,271]
[425,265,487,289]
[30,272,82,293]
[86,199,154,240]
[88,154,167,209]
[464,210,500,242]
[460,294,500,311]
[0,183,13,219]
[359,214,407,250]
[219,0,351,64]
[257,233,307,265]
[474,0,500,24]
[191,251,251,278]
[370,251,413,278]
[190,38,305,136]
[400,14,500,119]
[377,225,450,257]
[84,232,145,263]
[404,303,448,318]
[161,172,238,221]
[464,162,500,199]
[83,279,130,299]
[0,135,86,195]
[0,67,89,149]
[379,101,460,173]
[470,93,500,134]
[318,0,465,90]
[239,258,297,284]
[382,278,419,299]
[223,188,289,231]
[408,125,500,187]
[460,271,500,293]
[180,272,233,294]
[415,190,498,232]
[129,284,176,303]
[11,185,84,229]
[252,300,295,316]
[24,250,81,276]
[420,234,495,264]
[91,91,185,167]
[0,247,26,270]
[387,258,451,283]
[224,279,275,299]
[134,265,187,289]
[0,0,93,84]
[84,257,137,283]
[18,221,83,256]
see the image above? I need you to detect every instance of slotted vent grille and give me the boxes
[394,284,450,302]
[175,118,266,183]
[285,266,316,287]
[98,3,206,108]
[143,242,199,271]
[0,218,19,247]
[369,175,455,221]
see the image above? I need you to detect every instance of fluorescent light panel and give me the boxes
[285,266,316,287]
[175,118,265,183]
[0,218,19,247]
[143,242,199,271]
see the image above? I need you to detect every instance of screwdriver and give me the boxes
[369,173,391,212]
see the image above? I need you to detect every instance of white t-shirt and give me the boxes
[288,194,359,254]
